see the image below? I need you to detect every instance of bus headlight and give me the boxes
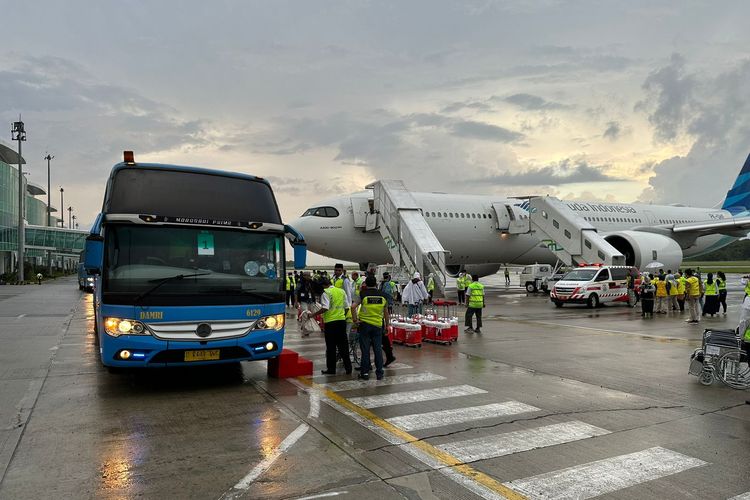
[252,314,285,331]
[104,317,149,337]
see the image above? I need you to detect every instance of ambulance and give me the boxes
[549,265,639,308]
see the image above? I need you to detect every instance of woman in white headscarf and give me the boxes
[402,272,429,317]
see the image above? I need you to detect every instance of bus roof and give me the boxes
[108,161,272,187]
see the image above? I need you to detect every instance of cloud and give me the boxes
[602,121,622,140]
[502,93,567,110]
[450,120,524,142]
[636,56,750,205]
[464,159,624,186]
[636,53,696,142]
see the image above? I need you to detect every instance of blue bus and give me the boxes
[84,152,306,369]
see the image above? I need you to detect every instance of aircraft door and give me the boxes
[351,197,371,228]
[493,203,528,234]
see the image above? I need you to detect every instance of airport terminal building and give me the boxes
[0,143,86,276]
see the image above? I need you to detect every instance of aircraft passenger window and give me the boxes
[564,229,571,239]
[584,239,592,249]
[461,213,465,218]
[450,213,454,218]
[425,212,430,217]
[472,214,476,218]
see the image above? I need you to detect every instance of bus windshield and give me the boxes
[103,224,283,305]
[561,269,597,281]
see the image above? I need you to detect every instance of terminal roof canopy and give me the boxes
[0,143,26,165]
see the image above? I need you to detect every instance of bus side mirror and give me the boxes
[84,234,104,275]
[293,243,307,270]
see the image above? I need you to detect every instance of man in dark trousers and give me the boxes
[353,275,391,380]
[464,274,485,333]
[315,277,352,375]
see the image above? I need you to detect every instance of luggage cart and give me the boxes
[689,328,750,388]
[433,299,457,319]
[402,323,423,348]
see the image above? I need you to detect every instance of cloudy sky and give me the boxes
[2,0,750,238]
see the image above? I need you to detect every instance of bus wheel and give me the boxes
[587,294,599,309]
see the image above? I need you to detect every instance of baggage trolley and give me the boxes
[689,328,750,389]
[433,299,457,320]
[402,323,423,348]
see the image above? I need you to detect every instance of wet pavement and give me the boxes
[0,276,748,499]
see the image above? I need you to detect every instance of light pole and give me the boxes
[72,215,77,230]
[59,187,64,228]
[12,119,26,282]
[44,153,54,274]
[67,206,72,229]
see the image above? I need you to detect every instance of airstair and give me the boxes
[501,196,626,266]
[362,180,450,293]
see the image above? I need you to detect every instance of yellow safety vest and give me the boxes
[322,287,346,323]
[654,279,667,297]
[333,275,347,289]
[427,276,435,292]
[358,294,387,327]
[457,276,466,291]
[687,276,700,297]
[744,326,750,342]
[353,277,363,297]
[467,282,484,308]
[286,276,295,291]
[717,278,726,291]
[704,281,718,296]
[677,277,686,295]
[744,281,750,297]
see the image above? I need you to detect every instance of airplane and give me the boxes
[289,153,750,278]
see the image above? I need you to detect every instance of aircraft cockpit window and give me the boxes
[301,206,340,218]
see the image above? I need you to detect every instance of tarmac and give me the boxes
[0,275,748,499]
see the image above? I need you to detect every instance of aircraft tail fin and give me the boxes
[722,152,750,215]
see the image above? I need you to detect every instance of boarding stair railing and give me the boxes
[365,180,450,294]
[528,196,625,266]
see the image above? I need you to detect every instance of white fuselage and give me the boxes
[290,191,733,266]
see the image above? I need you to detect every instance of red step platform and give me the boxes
[267,348,313,378]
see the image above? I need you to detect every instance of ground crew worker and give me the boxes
[316,277,352,375]
[654,275,668,314]
[504,267,510,286]
[332,263,352,303]
[464,274,484,333]
[676,271,687,312]
[36,273,43,285]
[353,275,391,380]
[379,272,395,313]
[351,271,363,299]
[285,272,295,306]
[426,273,435,304]
[685,269,701,324]
[457,272,467,305]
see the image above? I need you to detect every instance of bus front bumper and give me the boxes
[100,334,284,368]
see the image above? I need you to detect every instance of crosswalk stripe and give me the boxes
[387,402,541,431]
[439,421,609,462]
[504,446,707,500]
[322,372,446,392]
[729,493,750,500]
[311,363,414,381]
[349,385,487,409]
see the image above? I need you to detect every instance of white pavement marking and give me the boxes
[729,494,750,500]
[221,423,310,499]
[439,421,609,462]
[387,402,541,431]
[349,385,487,409]
[294,492,348,499]
[287,379,509,500]
[504,446,707,500]
[323,372,446,392]
[310,364,413,381]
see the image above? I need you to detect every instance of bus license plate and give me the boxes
[184,349,220,362]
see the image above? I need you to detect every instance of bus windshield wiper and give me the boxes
[134,272,212,303]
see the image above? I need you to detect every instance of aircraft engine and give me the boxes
[603,231,683,272]
[445,264,501,279]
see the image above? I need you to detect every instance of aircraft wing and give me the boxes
[671,215,750,236]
